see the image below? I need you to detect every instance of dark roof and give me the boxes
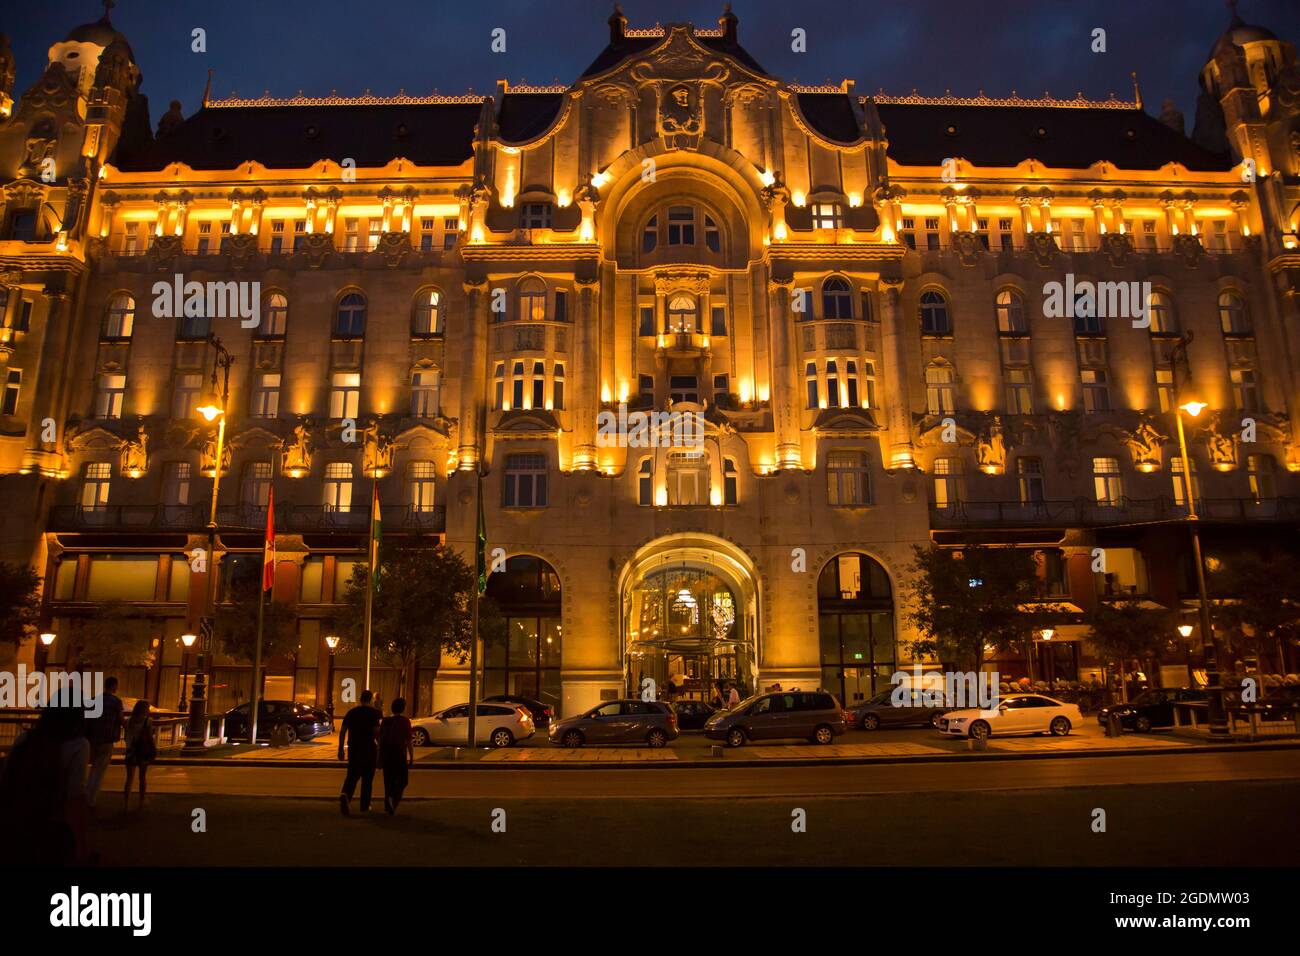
[580,32,768,80]
[498,93,566,142]
[1210,13,1279,59]
[65,14,133,59]
[795,93,861,143]
[875,103,1235,171]
[112,102,482,171]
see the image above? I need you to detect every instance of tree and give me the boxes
[338,542,475,693]
[1210,553,1300,678]
[215,579,298,663]
[904,544,1054,674]
[71,601,157,671]
[0,561,42,651]
[1083,601,1176,702]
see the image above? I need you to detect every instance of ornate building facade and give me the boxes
[2,7,1300,716]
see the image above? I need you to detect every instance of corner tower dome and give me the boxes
[48,2,136,87]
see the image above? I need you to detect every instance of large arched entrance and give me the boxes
[818,552,896,705]
[483,555,562,712]
[620,536,759,701]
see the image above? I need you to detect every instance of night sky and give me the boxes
[7,1,1300,125]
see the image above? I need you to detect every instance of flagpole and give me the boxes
[363,476,377,691]
[249,477,273,746]
[468,465,482,749]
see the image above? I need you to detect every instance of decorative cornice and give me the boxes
[866,90,1139,110]
[205,91,487,109]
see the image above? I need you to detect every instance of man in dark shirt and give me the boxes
[85,676,124,808]
[337,689,381,815]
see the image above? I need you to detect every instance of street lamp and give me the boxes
[1037,629,1056,690]
[36,631,56,672]
[179,632,197,710]
[185,334,234,750]
[325,635,340,721]
[1169,331,1228,736]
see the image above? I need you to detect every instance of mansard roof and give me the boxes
[579,29,769,80]
[497,92,566,142]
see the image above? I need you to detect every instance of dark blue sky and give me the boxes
[7,1,1300,124]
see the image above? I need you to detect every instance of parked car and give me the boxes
[223,700,333,743]
[1231,684,1300,721]
[704,690,846,747]
[938,693,1080,740]
[852,688,949,731]
[669,699,718,730]
[483,694,554,728]
[1097,687,1209,732]
[548,699,678,748]
[411,702,534,748]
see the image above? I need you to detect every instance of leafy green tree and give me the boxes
[71,601,157,671]
[1210,553,1300,677]
[338,543,475,692]
[216,578,298,663]
[0,561,42,651]
[1083,601,1177,702]
[904,544,1055,673]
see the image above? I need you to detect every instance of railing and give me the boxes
[930,496,1300,528]
[0,710,190,753]
[48,504,446,534]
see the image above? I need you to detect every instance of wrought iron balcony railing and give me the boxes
[47,504,446,534]
[929,496,1300,528]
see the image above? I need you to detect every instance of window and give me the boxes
[638,305,655,336]
[493,363,505,410]
[1017,457,1045,504]
[323,462,353,511]
[976,218,990,250]
[723,459,738,505]
[669,375,698,404]
[103,294,135,339]
[1147,291,1176,334]
[1218,291,1250,335]
[1155,367,1175,413]
[995,289,1026,333]
[443,217,460,250]
[860,291,874,322]
[926,363,955,416]
[827,451,870,506]
[1231,367,1260,412]
[1,369,20,416]
[511,361,525,409]
[552,363,565,411]
[81,462,112,512]
[638,459,654,506]
[411,369,440,417]
[1202,218,1232,252]
[329,372,360,419]
[413,289,441,336]
[845,361,859,407]
[1171,454,1200,507]
[642,215,658,253]
[667,206,694,245]
[1247,454,1276,503]
[806,362,820,409]
[241,462,272,509]
[162,462,191,507]
[521,203,552,230]
[1092,457,1123,506]
[1140,219,1158,251]
[553,289,568,323]
[667,295,697,333]
[9,210,37,241]
[900,217,917,249]
[419,218,435,251]
[178,310,210,341]
[1005,368,1033,414]
[933,458,962,508]
[825,360,842,408]
[367,219,382,251]
[503,453,547,507]
[248,372,279,419]
[811,202,844,230]
[96,373,126,419]
[1081,369,1110,413]
[531,360,545,410]
[408,461,437,512]
[519,278,546,321]
[666,450,708,506]
[704,215,720,253]
[122,222,141,255]
[919,290,951,335]
[172,373,203,420]
[713,374,729,400]
[260,292,288,337]
[923,217,941,250]
[710,306,727,337]
[1073,292,1102,334]
[863,361,877,408]
[997,218,1014,250]
[335,293,367,338]
[639,374,654,406]
[822,277,852,319]
[1065,218,1087,252]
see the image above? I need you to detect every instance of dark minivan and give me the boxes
[548,699,679,748]
[852,688,950,731]
[704,690,846,747]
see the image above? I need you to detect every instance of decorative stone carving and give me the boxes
[225,232,259,270]
[146,235,182,270]
[1205,427,1237,471]
[200,433,231,476]
[298,232,334,269]
[1099,232,1133,268]
[975,416,1006,474]
[120,421,148,477]
[376,232,412,268]
[1049,411,1084,478]
[1026,231,1060,268]
[951,231,982,267]
[363,419,395,477]
[1123,417,1167,472]
[282,419,314,477]
[1172,233,1204,268]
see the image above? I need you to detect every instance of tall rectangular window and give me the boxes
[1155,367,1175,413]
[1231,367,1260,412]
[723,459,738,506]
[926,365,955,416]
[408,461,437,512]
[1081,369,1110,413]
[845,361,859,407]
[933,458,962,508]
[805,362,819,409]
[551,363,565,411]
[1017,457,1045,504]
[251,373,280,418]
[493,362,505,410]
[419,218,435,251]
[163,462,191,507]
[442,217,460,250]
[172,373,203,420]
[811,203,843,229]
[503,453,547,507]
[1005,368,1033,414]
[411,369,439,417]
[1092,457,1123,506]
[511,361,525,410]
[96,373,127,419]
[521,203,553,230]
[323,462,353,511]
[531,361,545,410]
[329,372,360,419]
[825,360,841,408]
[637,459,654,506]
[827,451,870,506]
[638,305,655,337]
[241,461,272,509]
[711,306,727,337]
[1247,454,1276,503]
[81,461,112,512]
[1,368,20,416]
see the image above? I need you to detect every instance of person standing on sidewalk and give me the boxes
[378,697,414,815]
[337,689,381,815]
[122,700,156,812]
[84,676,124,808]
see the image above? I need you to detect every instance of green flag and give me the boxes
[369,481,382,591]
[475,471,487,595]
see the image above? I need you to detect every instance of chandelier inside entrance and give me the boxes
[627,565,741,655]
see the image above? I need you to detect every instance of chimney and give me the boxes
[609,4,627,44]
[719,3,738,43]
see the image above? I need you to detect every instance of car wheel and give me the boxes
[1135,716,1152,733]
[861,713,880,731]
[411,727,429,747]
[490,728,515,748]
[1049,716,1071,736]
[969,720,991,741]
[561,730,585,749]
[812,724,835,745]
[646,729,668,748]
[930,712,944,729]
[725,728,746,748]
[278,724,298,744]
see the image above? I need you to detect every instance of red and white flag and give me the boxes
[262,484,275,592]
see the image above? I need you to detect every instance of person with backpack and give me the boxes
[378,696,414,815]
[122,699,156,811]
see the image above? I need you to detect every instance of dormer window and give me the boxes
[811,202,844,230]
[521,203,553,230]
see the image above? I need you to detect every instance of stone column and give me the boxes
[572,276,599,470]
[22,289,73,475]
[766,276,801,469]
[878,279,915,468]
[457,279,489,469]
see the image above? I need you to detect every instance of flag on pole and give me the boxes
[262,485,275,592]
[475,470,487,595]
[369,481,382,591]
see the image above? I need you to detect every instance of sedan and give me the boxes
[223,700,333,743]
[483,694,554,728]
[411,702,534,748]
[852,688,949,731]
[938,693,1081,740]
[548,699,679,748]
[669,699,717,730]
[1097,687,1209,732]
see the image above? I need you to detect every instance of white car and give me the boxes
[937,693,1080,740]
[410,702,534,748]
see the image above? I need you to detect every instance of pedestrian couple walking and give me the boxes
[337,690,413,816]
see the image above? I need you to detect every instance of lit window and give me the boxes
[1017,457,1045,504]
[329,372,361,419]
[1092,457,1123,506]
[926,363,955,416]
[666,450,708,506]
[1171,454,1200,507]
[933,458,962,508]
[1147,291,1177,334]
[408,461,437,512]
[1081,369,1110,413]
[1155,367,1175,413]
[413,289,442,336]
[251,373,280,418]
[81,462,112,512]
[995,289,1026,333]
[96,373,127,419]
[811,202,844,229]
[241,462,272,509]
[103,294,135,339]
[827,451,870,506]
[667,295,697,333]
[1231,367,1260,412]
[1,368,20,416]
[519,278,547,321]
[1247,454,1276,503]
[323,462,353,512]
[503,453,547,507]
[1218,291,1250,335]
[335,292,367,338]
[260,293,288,337]
[1005,368,1033,414]
[172,373,203,420]
[822,277,852,319]
[919,290,951,335]
[411,369,440,417]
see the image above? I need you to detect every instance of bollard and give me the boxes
[1105,712,1122,738]
[967,735,988,752]
[710,745,724,758]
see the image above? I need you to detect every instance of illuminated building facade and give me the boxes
[2,7,1300,716]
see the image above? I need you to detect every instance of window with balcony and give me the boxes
[292,220,307,252]
[172,373,203,420]
[323,462,353,512]
[926,362,956,416]
[521,203,553,230]
[667,295,698,333]
[419,218,435,251]
[669,375,698,404]
[1247,454,1276,503]
[933,458,962,508]
[919,290,951,335]
[443,217,460,250]
[329,372,360,419]
[96,373,126,419]
[995,289,1026,334]
[81,462,112,512]
[1017,457,1045,504]
[822,277,853,319]
[1092,457,1123,506]
[251,373,280,419]
[811,202,844,230]
[900,217,917,249]
[103,294,135,339]
[408,461,437,512]
[411,369,440,418]
[666,450,708,506]
[413,289,442,336]
[241,462,272,509]
[1171,454,1200,507]
[1,369,20,416]
[260,292,288,338]
[503,453,547,507]
[827,451,870,506]
[335,292,367,338]
[1218,291,1251,335]
[162,462,191,507]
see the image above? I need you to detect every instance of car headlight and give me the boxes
[948,717,967,724]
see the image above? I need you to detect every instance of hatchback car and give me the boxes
[548,699,679,748]
[938,693,1080,740]
[704,690,846,747]
[411,702,534,748]
[852,688,949,731]
[669,699,718,730]
[1097,687,1209,732]
[223,700,333,743]
[483,694,554,728]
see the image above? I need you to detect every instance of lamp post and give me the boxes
[325,635,339,721]
[1169,331,1229,736]
[185,334,234,750]
[1178,623,1195,686]
[179,632,197,710]
[36,631,56,672]
[1038,629,1055,690]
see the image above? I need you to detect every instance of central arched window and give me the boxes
[920,290,951,335]
[995,289,1026,333]
[519,277,547,322]
[260,292,288,338]
[103,293,136,339]
[818,552,894,703]
[1218,290,1250,335]
[335,292,367,338]
[413,289,442,336]
[1147,291,1177,334]
[822,277,853,319]
[667,294,698,333]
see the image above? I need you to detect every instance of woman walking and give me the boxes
[122,700,156,811]
[378,697,414,815]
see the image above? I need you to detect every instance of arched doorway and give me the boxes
[818,552,896,704]
[483,555,562,713]
[620,536,759,701]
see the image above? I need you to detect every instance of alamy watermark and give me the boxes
[1043,274,1153,328]
[890,664,1000,713]
[0,666,105,718]
[151,274,261,328]
[596,403,704,450]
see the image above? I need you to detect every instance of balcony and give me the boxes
[656,331,712,357]
[48,504,446,534]
[929,496,1300,529]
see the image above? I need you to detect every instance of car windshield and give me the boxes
[1132,691,1164,705]
[728,693,762,713]
[866,690,892,705]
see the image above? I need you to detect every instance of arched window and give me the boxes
[995,289,1026,333]
[667,295,698,333]
[1218,290,1251,334]
[704,215,721,253]
[413,289,442,336]
[335,292,367,338]
[103,294,136,339]
[260,292,288,338]
[642,215,658,253]
[817,552,894,703]
[1147,291,1177,334]
[519,278,547,322]
[637,458,654,506]
[919,290,951,335]
[822,277,853,319]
